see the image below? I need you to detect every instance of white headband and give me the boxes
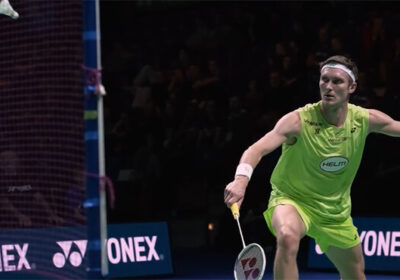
[321,63,356,82]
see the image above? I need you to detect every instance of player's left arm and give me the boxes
[368,109,400,137]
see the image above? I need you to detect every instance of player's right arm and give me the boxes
[224,110,301,208]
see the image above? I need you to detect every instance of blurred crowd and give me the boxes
[100,1,400,245]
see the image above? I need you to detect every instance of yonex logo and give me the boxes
[240,258,260,280]
[0,243,31,272]
[107,236,160,264]
[315,230,400,257]
[52,240,87,268]
[304,119,322,126]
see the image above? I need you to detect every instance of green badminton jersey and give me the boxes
[269,101,369,224]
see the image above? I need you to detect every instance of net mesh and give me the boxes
[0,0,85,229]
[0,1,88,278]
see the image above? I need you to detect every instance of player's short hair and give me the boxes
[319,55,359,82]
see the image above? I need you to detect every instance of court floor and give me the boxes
[157,248,400,280]
[166,273,400,280]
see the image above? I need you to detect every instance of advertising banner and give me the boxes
[0,222,173,279]
[307,217,400,272]
[106,222,173,278]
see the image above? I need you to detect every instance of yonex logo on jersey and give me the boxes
[304,119,322,126]
[52,240,87,268]
[320,156,348,172]
[240,258,260,279]
[328,137,348,143]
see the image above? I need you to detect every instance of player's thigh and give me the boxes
[325,243,365,275]
[271,204,306,239]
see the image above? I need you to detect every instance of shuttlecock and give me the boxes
[0,0,19,19]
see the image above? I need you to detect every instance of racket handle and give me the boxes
[230,202,240,219]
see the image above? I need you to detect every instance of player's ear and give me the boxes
[349,81,357,94]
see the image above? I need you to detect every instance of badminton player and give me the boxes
[224,55,400,280]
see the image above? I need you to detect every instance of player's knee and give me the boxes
[275,225,301,255]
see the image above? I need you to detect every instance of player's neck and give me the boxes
[320,102,348,128]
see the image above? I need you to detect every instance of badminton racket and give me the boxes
[230,202,266,280]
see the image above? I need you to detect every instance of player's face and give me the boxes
[319,68,356,107]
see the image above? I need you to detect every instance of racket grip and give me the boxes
[230,202,239,219]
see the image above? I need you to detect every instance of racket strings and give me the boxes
[235,244,266,280]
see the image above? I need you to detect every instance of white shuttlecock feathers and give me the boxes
[0,0,19,19]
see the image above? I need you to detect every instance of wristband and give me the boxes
[235,163,253,180]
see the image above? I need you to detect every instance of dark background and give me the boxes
[99,0,400,255]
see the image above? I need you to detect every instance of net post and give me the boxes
[83,0,108,278]
[94,0,108,277]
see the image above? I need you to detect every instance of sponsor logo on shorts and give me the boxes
[320,156,348,172]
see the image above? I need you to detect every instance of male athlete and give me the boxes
[0,0,18,19]
[224,55,400,279]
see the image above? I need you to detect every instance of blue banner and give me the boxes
[307,217,400,272]
[0,222,173,279]
[106,222,173,278]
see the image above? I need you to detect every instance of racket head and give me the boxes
[234,243,266,280]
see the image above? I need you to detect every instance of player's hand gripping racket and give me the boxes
[230,203,266,280]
